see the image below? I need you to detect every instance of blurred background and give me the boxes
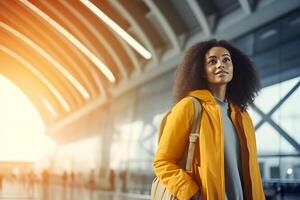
[0,0,300,199]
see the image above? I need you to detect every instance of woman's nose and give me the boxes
[216,60,224,68]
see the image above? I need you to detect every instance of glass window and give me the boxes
[252,77,300,182]
[248,107,262,126]
[253,77,299,113]
[252,77,300,154]
[271,79,300,145]
[255,123,296,154]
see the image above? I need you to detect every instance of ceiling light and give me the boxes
[80,0,152,59]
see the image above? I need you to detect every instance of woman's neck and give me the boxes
[208,84,227,102]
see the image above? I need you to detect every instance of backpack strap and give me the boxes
[185,96,202,173]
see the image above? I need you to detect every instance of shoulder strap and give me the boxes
[185,96,202,172]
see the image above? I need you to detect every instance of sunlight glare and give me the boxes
[0,74,56,162]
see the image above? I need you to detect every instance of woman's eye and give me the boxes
[223,58,231,63]
[208,60,216,64]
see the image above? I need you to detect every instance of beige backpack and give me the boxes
[151,96,202,200]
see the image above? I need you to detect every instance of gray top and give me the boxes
[215,98,244,200]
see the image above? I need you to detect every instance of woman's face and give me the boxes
[204,46,233,86]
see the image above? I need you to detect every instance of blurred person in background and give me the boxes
[27,170,35,197]
[109,169,115,192]
[42,169,49,200]
[0,173,3,190]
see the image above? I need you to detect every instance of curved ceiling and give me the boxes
[1,0,299,127]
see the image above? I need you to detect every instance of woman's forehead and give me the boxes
[205,46,230,58]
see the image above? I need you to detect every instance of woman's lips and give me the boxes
[215,70,228,75]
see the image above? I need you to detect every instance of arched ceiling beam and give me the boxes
[39,95,59,119]
[110,0,159,68]
[58,0,128,81]
[187,0,212,36]
[238,0,252,15]
[0,31,80,111]
[113,33,141,77]
[0,1,97,99]
[143,0,180,53]
[1,49,59,119]
[0,60,59,124]
[80,0,152,60]
[0,45,70,112]
[18,0,116,83]
[39,0,127,82]
[0,22,86,103]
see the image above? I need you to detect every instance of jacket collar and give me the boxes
[188,89,217,105]
[188,89,242,113]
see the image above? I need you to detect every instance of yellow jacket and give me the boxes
[153,90,265,200]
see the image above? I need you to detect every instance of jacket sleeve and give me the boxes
[153,97,199,200]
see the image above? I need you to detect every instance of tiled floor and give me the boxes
[1,181,299,200]
[0,181,150,200]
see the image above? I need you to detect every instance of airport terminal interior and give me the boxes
[0,0,300,199]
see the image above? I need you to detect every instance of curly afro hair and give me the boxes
[173,39,260,111]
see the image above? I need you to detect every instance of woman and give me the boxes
[153,39,265,200]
